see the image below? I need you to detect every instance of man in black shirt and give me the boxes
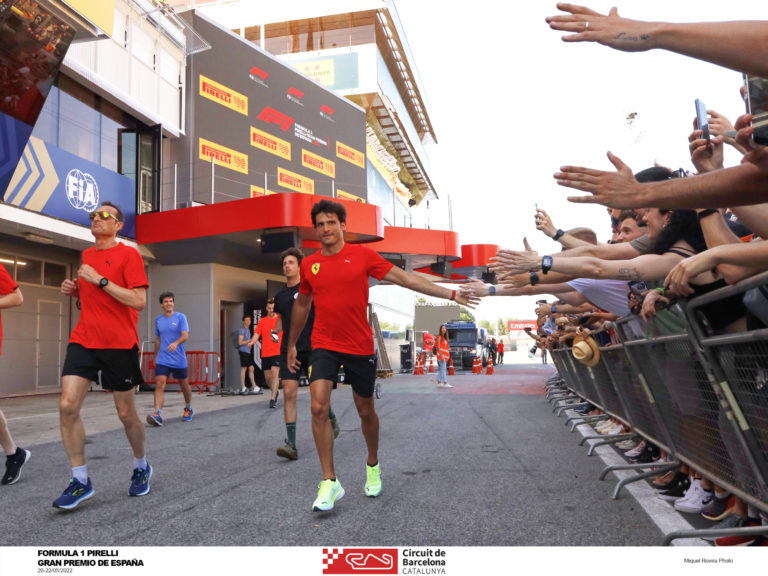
[272,248,339,460]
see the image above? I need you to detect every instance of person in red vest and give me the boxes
[435,324,452,388]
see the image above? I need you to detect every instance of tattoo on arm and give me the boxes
[614,32,650,42]
[617,267,642,281]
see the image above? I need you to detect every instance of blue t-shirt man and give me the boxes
[155,311,189,368]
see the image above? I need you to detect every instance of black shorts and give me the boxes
[239,350,254,368]
[154,364,188,380]
[279,349,310,381]
[62,343,144,392]
[262,355,280,370]
[309,348,376,398]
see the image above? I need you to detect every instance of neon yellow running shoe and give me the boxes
[312,478,345,511]
[365,462,382,497]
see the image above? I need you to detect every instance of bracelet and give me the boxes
[697,209,719,219]
[552,229,565,241]
[450,289,456,301]
[529,271,540,286]
[551,304,557,313]
[655,287,665,296]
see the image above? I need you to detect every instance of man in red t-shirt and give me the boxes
[287,199,478,512]
[253,298,282,408]
[0,263,30,485]
[54,202,151,511]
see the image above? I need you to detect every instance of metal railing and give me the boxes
[548,270,768,544]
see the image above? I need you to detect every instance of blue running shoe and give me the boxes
[129,464,152,497]
[53,478,94,510]
[182,407,193,422]
[146,411,163,427]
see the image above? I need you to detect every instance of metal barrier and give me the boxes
[548,271,768,544]
[140,351,221,394]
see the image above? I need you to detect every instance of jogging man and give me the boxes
[147,291,192,426]
[287,199,477,511]
[273,247,339,461]
[0,263,30,486]
[55,201,151,510]
[253,298,281,408]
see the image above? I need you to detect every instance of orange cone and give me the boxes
[486,359,495,375]
[413,354,422,375]
[428,355,435,373]
[472,355,481,374]
[448,356,455,376]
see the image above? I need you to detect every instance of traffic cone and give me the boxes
[448,356,455,376]
[486,359,495,375]
[413,355,422,375]
[472,356,481,374]
[428,355,435,373]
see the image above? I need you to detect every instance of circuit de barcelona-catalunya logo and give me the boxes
[65,169,100,212]
[322,548,398,575]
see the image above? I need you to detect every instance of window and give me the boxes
[43,262,67,287]
[15,256,42,285]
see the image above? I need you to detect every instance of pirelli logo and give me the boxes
[199,138,248,175]
[302,149,335,178]
[250,185,276,197]
[277,167,314,194]
[337,190,365,203]
[199,75,248,116]
[336,141,365,169]
[251,126,291,160]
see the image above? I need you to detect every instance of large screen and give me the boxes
[184,11,367,204]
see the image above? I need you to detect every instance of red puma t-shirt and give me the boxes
[255,314,281,358]
[299,243,393,355]
[70,243,148,349]
[0,263,19,355]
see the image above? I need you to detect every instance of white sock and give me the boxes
[72,465,88,484]
[133,456,147,471]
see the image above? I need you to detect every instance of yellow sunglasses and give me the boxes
[89,210,121,223]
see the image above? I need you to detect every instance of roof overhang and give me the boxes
[136,194,383,273]
[369,226,460,274]
[415,244,498,281]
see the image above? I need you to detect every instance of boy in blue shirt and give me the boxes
[147,292,192,426]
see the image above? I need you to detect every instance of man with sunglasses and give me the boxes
[55,202,151,510]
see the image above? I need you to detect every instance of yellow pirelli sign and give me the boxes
[250,185,277,197]
[302,149,335,178]
[250,127,291,160]
[337,190,365,203]
[336,141,365,169]
[277,167,314,194]
[199,138,248,175]
[199,75,248,116]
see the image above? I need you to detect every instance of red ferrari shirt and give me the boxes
[69,243,148,349]
[299,243,393,355]
[255,314,281,358]
[0,263,19,355]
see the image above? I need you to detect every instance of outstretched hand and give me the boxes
[546,4,655,53]
[460,278,490,298]
[454,290,481,309]
[554,151,643,208]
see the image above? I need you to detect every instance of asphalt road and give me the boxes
[0,363,672,547]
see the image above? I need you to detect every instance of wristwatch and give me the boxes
[552,229,565,241]
[98,277,109,290]
[541,255,553,275]
[551,304,557,313]
[529,271,540,286]
[488,285,496,296]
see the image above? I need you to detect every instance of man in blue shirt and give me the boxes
[147,292,192,426]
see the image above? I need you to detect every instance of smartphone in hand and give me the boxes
[744,75,768,146]
[695,98,712,152]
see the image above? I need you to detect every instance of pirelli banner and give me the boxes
[182,11,367,203]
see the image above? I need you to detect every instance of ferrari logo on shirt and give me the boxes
[312,263,320,275]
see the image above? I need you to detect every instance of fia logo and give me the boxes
[65,169,100,213]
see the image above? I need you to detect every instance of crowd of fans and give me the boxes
[461,4,768,546]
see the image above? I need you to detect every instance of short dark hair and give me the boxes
[159,291,174,304]
[280,247,304,266]
[634,166,674,183]
[267,297,275,305]
[100,201,124,222]
[311,199,346,225]
[242,314,251,321]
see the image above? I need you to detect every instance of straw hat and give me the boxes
[571,334,601,367]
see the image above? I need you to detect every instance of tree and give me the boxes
[460,307,475,322]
